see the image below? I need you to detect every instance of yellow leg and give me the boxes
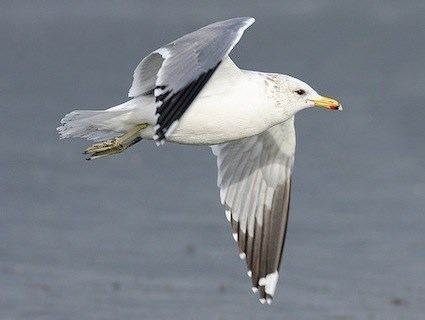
[84,123,148,160]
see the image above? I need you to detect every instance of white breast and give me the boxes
[166,59,276,145]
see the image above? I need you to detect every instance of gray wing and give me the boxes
[128,17,255,142]
[211,118,296,304]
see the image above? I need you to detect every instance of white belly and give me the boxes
[138,59,277,145]
[167,92,269,145]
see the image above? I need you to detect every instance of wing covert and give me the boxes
[128,17,255,142]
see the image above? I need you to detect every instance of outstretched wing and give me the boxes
[128,17,255,142]
[211,118,296,304]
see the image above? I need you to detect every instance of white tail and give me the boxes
[57,109,131,142]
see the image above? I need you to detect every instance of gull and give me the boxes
[57,17,342,304]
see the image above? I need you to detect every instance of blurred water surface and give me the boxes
[1,1,424,319]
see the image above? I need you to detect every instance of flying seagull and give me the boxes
[57,17,342,304]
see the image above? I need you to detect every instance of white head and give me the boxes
[269,74,342,119]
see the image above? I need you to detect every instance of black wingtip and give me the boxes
[153,62,221,142]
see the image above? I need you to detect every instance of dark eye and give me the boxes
[295,89,306,95]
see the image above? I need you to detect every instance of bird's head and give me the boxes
[271,74,342,118]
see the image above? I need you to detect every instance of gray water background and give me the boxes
[1,1,424,319]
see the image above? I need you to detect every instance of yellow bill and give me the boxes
[310,96,342,110]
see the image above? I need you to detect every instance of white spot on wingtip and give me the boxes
[266,297,273,304]
[247,270,252,278]
[154,138,165,146]
[259,298,266,304]
[154,88,164,96]
[225,210,231,221]
[219,190,226,204]
[239,252,246,260]
[251,287,258,293]
[232,233,238,241]
[258,271,279,296]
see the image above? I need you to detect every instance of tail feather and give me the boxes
[57,109,130,142]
